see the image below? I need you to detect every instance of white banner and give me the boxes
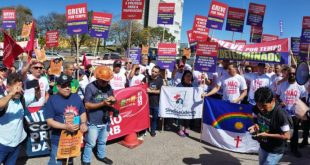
[159,86,203,119]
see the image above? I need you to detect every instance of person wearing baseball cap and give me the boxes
[44,73,88,164]
[110,60,127,90]
[82,66,116,165]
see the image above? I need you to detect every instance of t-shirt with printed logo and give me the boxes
[217,74,247,103]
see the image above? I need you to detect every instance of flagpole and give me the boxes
[94,38,99,57]
[162,25,165,42]
[232,32,235,42]
[127,20,133,58]
[76,34,79,77]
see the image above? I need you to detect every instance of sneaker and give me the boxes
[184,129,190,136]
[178,130,186,137]
[292,150,302,158]
[150,131,156,137]
[98,157,113,164]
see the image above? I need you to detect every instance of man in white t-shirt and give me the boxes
[265,63,275,78]
[276,67,306,157]
[139,55,154,76]
[243,63,272,105]
[110,60,127,90]
[270,64,283,92]
[203,63,247,104]
[129,65,145,87]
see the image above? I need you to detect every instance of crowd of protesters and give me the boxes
[0,52,309,165]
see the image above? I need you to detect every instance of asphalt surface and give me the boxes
[17,126,310,165]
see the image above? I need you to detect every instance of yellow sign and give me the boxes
[57,130,82,159]
[35,48,47,62]
[50,59,63,75]
[142,45,149,55]
[21,21,33,38]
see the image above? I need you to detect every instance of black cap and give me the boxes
[56,74,73,85]
[113,60,122,67]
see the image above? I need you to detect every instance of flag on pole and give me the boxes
[2,31,24,68]
[24,20,36,60]
[201,97,259,153]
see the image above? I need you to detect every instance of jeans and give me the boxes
[259,148,283,165]
[48,136,73,165]
[150,106,159,132]
[82,124,109,163]
[0,143,20,165]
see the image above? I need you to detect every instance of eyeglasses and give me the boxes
[33,67,43,70]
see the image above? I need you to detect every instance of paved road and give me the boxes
[17,128,310,165]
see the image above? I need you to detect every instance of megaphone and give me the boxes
[296,62,310,85]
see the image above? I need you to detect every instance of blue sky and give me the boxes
[1,0,309,43]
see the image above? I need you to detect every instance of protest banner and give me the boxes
[211,37,289,64]
[187,30,197,52]
[142,45,149,55]
[45,30,59,48]
[262,34,279,42]
[192,15,209,41]
[35,48,47,62]
[21,21,33,38]
[206,0,228,30]
[90,12,112,38]
[235,40,246,45]
[24,106,51,157]
[299,42,309,61]
[183,48,191,59]
[2,9,16,29]
[194,42,218,73]
[202,98,259,153]
[57,131,83,159]
[246,3,266,27]
[226,7,246,33]
[250,26,263,43]
[157,2,175,25]
[121,0,145,20]
[159,86,204,119]
[108,84,150,140]
[291,37,300,56]
[157,43,176,71]
[128,48,141,64]
[301,16,310,43]
[66,3,88,35]
[50,58,63,75]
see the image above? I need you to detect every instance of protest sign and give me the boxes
[206,0,228,30]
[226,7,246,32]
[211,37,289,64]
[157,43,176,70]
[262,34,279,42]
[187,30,197,52]
[142,45,149,55]
[157,3,175,25]
[250,26,263,43]
[66,3,88,35]
[108,84,150,140]
[194,42,218,73]
[299,42,309,61]
[129,48,141,64]
[57,131,82,159]
[35,48,47,62]
[291,37,300,56]
[24,106,51,157]
[121,0,145,20]
[301,16,310,43]
[202,98,259,153]
[50,59,63,75]
[246,3,266,27]
[45,30,59,48]
[183,48,191,59]
[21,21,33,38]
[159,86,204,119]
[192,15,209,41]
[235,40,246,45]
[2,9,16,29]
[90,12,112,38]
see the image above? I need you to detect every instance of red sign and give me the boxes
[262,34,279,42]
[192,15,209,41]
[121,0,145,20]
[66,3,88,21]
[108,84,150,140]
[302,16,310,29]
[45,30,59,48]
[250,26,263,43]
[187,30,196,43]
[196,42,218,57]
[2,9,16,21]
[158,3,175,13]
[208,1,228,19]
[158,43,177,55]
[235,40,247,45]
[92,12,112,25]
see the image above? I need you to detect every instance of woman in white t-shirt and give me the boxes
[202,63,247,104]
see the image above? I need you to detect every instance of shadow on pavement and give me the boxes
[183,147,242,165]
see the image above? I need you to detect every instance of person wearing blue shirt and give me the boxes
[44,74,87,165]
[0,73,40,165]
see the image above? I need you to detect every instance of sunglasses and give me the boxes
[33,67,44,70]
[60,83,71,88]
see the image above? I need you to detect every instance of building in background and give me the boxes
[142,0,184,51]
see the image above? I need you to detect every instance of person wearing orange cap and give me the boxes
[82,66,116,165]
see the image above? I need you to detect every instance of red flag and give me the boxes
[81,53,90,69]
[2,31,24,68]
[24,20,36,59]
